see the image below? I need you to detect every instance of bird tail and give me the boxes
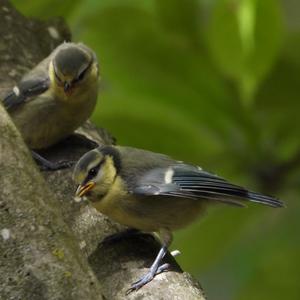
[173,176,284,208]
[243,190,284,208]
[188,188,284,208]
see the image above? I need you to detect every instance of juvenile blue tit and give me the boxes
[2,42,99,169]
[73,145,283,291]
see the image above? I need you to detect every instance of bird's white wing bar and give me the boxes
[164,167,174,184]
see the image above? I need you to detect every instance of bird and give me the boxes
[73,145,284,292]
[2,42,99,170]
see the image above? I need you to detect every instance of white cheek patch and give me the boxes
[94,168,103,183]
[197,166,202,171]
[164,168,174,184]
[13,86,20,96]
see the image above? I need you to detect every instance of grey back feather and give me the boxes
[116,147,283,208]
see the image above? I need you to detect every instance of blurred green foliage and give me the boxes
[12,0,300,299]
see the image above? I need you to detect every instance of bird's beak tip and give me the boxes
[64,82,72,94]
[75,182,95,197]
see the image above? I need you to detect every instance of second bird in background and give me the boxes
[2,42,99,170]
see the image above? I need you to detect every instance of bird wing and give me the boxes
[132,164,283,208]
[2,57,51,111]
[3,78,50,110]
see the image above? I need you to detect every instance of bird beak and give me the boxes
[64,82,72,94]
[75,182,95,197]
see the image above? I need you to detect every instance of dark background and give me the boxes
[11,1,300,299]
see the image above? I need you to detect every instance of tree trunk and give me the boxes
[0,1,206,299]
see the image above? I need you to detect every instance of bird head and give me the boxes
[52,44,97,96]
[73,146,121,200]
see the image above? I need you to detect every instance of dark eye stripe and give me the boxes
[83,159,105,184]
[54,68,62,83]
[74,61,92,83]
[73,69,86,84]
[77,68,88,81]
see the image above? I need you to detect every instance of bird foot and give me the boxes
[32,151,75,171]
[39,159,76,171]
[126,263,171,294]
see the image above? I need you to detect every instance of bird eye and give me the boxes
[88,167,97,177]
[86,160,104,182]
[77,71,85,81]
[75,68,88,83]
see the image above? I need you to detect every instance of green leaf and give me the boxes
[207,0,283,106]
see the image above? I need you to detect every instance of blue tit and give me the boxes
[2,42,99,170]
[73,145,284,291]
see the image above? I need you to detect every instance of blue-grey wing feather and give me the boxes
[3,78,50,110]
[133,164,283,208]
[2,55,51,111]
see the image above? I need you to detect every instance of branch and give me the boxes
[0,1,206,299]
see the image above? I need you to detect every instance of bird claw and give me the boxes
[156,262,171,274]
[32,151,76,171]
[126,263,171,294]
[126,272,155,294]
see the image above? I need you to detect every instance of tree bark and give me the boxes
[0,1,206,299]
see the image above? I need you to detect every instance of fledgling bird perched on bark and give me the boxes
[2,42,99,170]
[73,145,284,292]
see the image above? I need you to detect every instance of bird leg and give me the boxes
[126,228,173,293]
[32,151,75,171]
[126,245,168,294]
